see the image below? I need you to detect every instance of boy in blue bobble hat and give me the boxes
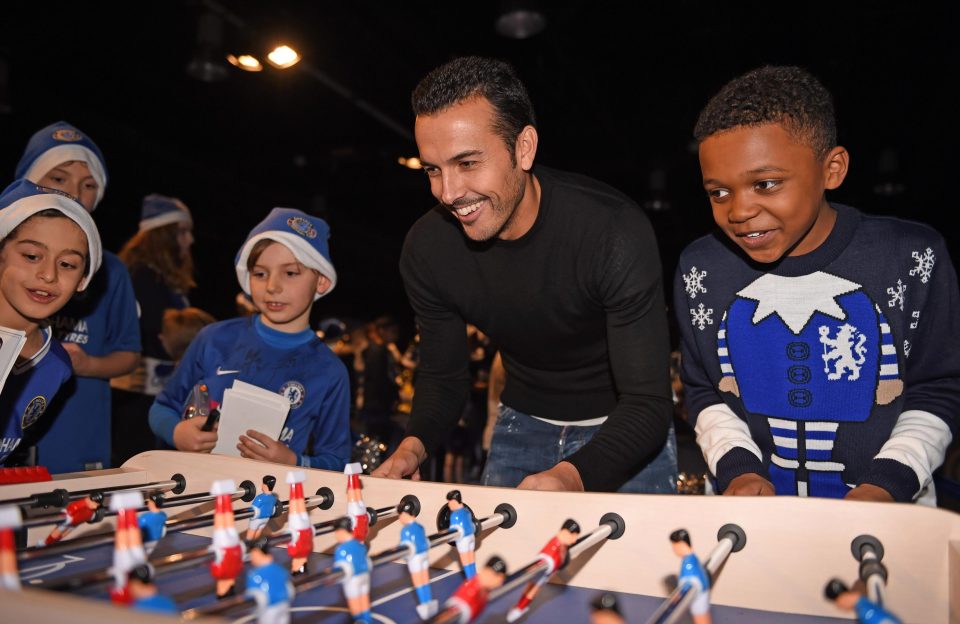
[149,208,350,469]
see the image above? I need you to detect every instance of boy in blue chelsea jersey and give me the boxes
[149,208,351,469]
[0,180,102,465]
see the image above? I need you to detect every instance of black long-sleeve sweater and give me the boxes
[399,166,673,491]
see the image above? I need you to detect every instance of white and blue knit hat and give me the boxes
[15,121,108,209]
[235,208,337,300]
[139,194,192,232]
[0,180,102,291]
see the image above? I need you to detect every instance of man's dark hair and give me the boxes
[412,56,536,157]
[694,65,837,160]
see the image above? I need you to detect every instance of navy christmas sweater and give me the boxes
[674,204,960,501]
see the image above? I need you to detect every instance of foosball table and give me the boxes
[1,451,958,623]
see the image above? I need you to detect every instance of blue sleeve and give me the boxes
[148,402,181,447]
[299,358,351,471]
[150,326,212,445]
[103,255,142,352]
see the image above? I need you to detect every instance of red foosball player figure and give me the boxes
[285,470,313,576]
[0,505,23,591]
[824,579,903,624]
[589,592,625,624]
[442,555,507,624]
[507,518,581,621]
[209,479,244,598]
[345,462,369,542]
[39,491,103,546]
[109,490,147,604]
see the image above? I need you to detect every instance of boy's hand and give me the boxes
[238,430,296,465]
[372,436,425,480]
[724,473,775,496]
[844,484,894,503]
[173,417,218,453]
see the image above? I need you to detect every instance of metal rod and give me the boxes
[1,475,185,509]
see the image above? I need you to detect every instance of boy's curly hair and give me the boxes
[694,65,837,159]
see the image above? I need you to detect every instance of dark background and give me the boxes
[1,1,956,345]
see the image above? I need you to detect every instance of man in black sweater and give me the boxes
[373,56,676,492]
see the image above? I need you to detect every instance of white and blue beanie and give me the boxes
[235,208,337,300]
[15,121,108,209]
[139,194,192,232]
[0,180,103,291]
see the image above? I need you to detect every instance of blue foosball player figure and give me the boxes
[332,516,373,623]
[245,537,295,624]
[138,494,168,556]
[670,529,711,624]
[129,564,177,614]
[825,579,902,624]
[446,490,476,578]
[246,475,279,541]
[397,498,437,619]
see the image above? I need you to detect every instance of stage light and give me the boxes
[227,54,263,72]
[267,45,300,69]
[398,157,422,170]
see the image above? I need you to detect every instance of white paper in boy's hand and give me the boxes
[211,380,290,457]
[0,326,27,395]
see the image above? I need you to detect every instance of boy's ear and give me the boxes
[823,146,849,190]
[315,274,332,296]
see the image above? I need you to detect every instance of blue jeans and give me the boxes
[481,405,678,493]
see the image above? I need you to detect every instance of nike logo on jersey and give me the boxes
[216,367,241,376]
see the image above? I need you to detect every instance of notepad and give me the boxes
[0,326,27,395]
[211,379,290,457]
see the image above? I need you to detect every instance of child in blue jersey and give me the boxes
[675,65,960,503]
[14,121,141,472]
[149,208,351,469]
[0,180,102,464]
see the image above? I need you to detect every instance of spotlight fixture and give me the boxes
[186,12,229,82]
[227,54,263,72]
[495,1,546,39]
[266,45,300,69]
[397,156,422,170]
